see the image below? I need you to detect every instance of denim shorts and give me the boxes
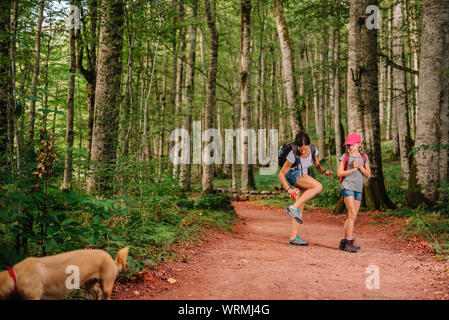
[342,189,362,201]
[285,169,303,187]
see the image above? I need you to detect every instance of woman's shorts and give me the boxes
[285,168,303,187]
[342,189,362,201]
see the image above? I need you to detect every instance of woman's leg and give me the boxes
[343,196,360,239]
[291,174,323,209]
[291,189,305,238]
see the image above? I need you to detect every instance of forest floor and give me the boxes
[112,202,449,300]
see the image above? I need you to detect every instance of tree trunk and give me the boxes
[202,0,218,193]
[392,1,413,182]
[318,41,326,160]
[348,0,395,210]
[62,2,77,190]
[311,45,320,136]
[173,4,186,178]
[27,0,45,146]
[0,0,12,168]
[408,0,449,206]
[240,0,252,192]
[273,0,302,136]
[87,0,124,194]
[143,38,159,162]
[180,0,198,191]
[346,0,364,135]
[333,29,343,158]
[76,0,97,160]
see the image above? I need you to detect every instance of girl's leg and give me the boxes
[291,174,323,209]
[343,196,359,239]
[291,190,305,238]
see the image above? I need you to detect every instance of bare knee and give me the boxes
[315,183,323,194]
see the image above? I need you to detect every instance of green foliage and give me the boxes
[437,181,449,214]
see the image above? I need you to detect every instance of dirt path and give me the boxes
[113,202,449,300]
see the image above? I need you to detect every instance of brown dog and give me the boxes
[0,247,128,300]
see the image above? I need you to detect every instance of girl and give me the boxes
[336,133,371,252]
[278,130,333,246]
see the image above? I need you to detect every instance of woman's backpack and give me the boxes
[278,142,317,169]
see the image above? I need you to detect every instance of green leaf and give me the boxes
[24,94,43,101]
[39,108,65,116]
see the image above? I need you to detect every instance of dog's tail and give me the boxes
[114,247,129,272]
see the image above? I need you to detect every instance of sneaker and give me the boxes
[290,236,308,246]
[286,206,303,224]
[344,239,358,253]
[339,238,347,251]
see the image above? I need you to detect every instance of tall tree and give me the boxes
[173,3,186,178]
[0,0,12,168]
[77,0,98,160]
[392,0,413,182]
[408,0,449,206]
[180,0,198,191]
[202,0,218,193]
[87,0,124,194]
[62,1,77,190]
[333,28,344,158]
[273,0,302,136]
[240,0,252,191]
[347,0,395,210]
[27,0,45,146]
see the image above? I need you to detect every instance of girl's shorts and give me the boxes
[342,189,362,201]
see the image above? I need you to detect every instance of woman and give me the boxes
[278,130,333,246]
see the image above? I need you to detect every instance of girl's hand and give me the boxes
[353,160,359,168]
[324,170,333,176]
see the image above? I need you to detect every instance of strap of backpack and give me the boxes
[361,153,367,165]
[310,144,317,163]
[337,152,350,207]
[291,144,300,168]
[340,152,350,185]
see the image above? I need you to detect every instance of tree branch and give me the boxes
[379,52,419,75]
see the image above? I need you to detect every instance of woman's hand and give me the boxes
[288,188,300,197]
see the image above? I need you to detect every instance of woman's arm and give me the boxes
[278,160,294,192]
[337,161,357,178]
[314,158,333,176]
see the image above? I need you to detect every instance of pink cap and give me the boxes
[344,133,362,146]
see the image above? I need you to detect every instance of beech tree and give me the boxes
[87,0,124,194]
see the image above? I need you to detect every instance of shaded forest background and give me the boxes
[1,0,448,273]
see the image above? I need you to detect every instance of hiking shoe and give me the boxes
[352,239,361,251]
[339,238,347,251]
[344,239,358,253]
[290,236,309,246]
[286,206,303,224]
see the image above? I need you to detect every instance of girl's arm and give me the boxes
[358,161,371,179]
[337,161,357,178]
